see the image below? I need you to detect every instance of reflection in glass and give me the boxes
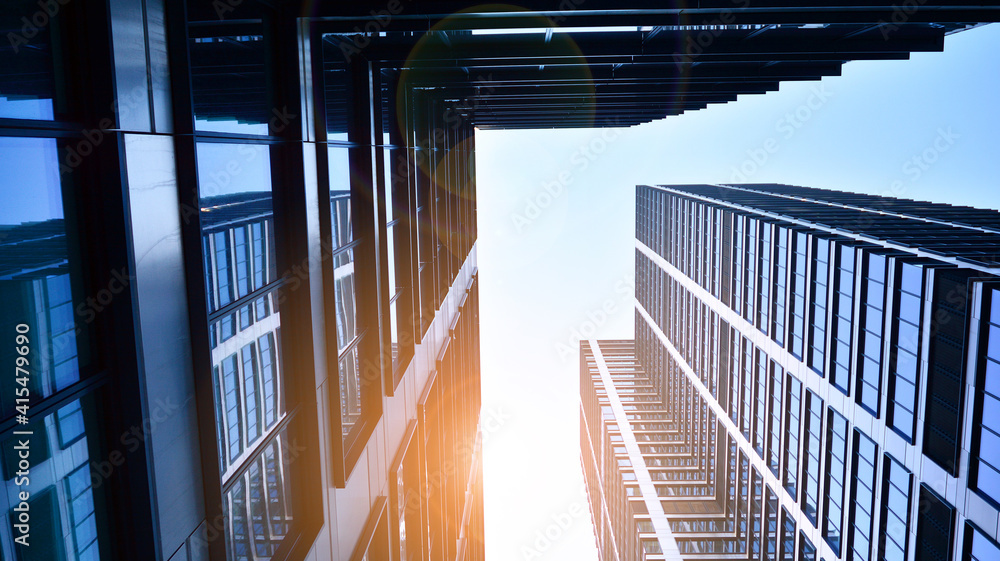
[223,433,294,561]
[0,1,59,120]
[975,289,1000,503]
[1,397,104,560]
[858,253,887,415]
[889,263,922,440]
[197,141,294,559]
[339,346,362,434]
[189,34,269,135]
[0,137,85,415]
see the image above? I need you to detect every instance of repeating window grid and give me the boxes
[849,430,878,561]
[973,288,1000,505]
[783,375,802,500]
[219,354,243,469]
[879,455,912,561]
[858,252,888,416]
[705,207,713,291]
[745,218,758,323]
[741,339,754,441]
[830,244,855,396]
[758,223,772,337]
[213,230,234,310]
[234,225,252,299]
[714,208,723,299]
[242,342,262,446]
[801,390,823,526]
[730,330,741,426]
[808,238,830,376]
[823,409,848,557]
[752,468,763,557]
[768,362,783,477]
[888,262,923,442]
[790,231,809,359]
[773,227,788,347]
[710,315,720,399]
[694,202,703,287]
[754,349,768,460]
[682,199,690,277]
[733,216,745,316]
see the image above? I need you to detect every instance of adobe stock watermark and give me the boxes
[190,438,308,552]
[520,498,590,560]
[877,0,929,40]
[6,0,70,54]
[729,84,834,182]
[335,0,408,61]
[511,123,624,233]
[555,274,635,361]
[855,126,958,230]
[88,396,187,488]
[672,0,752,67]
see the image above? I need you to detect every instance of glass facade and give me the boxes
[629,183,1000,561]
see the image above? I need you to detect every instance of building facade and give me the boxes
[582,183,1000,560]
[3,1,1000,560]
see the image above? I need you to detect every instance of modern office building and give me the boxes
[2,0,1000,560]
[581,183,1000,560]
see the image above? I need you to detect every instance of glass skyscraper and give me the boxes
[581,184,1000,560]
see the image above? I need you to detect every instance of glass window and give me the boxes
[772,227,788,347]
[790,232,809,359]
[754,349,768,460]
[0,1,64,120]
[741,339,754,441]
[973,288,1000,504]
[189,21,270,135]
[765,489,779,561]
[799,532,816,561]
[781,508,795,561]
[830,245,855,394]
[809,238,830,375]
[732,216,744,316]
[784,375,802,499]
[745,218,758,323]
[768,362,783,476]
[850,431,878,561]
[858,253,887,415]
[0,137,90,415]
[967,523,1000,561]
[801,390,823,525]
[758,223,772,335]
[889,262,923,440]
[823,409,848,555]
[880,455,912,561]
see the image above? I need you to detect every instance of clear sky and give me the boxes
[475,23,1000,561]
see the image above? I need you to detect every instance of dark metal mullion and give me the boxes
[0,371,110,434]
[336,328,369,363]
[208,279,284,323]
[193,131,286,144]
[165,0,227,558]
[220,405,301,495]
[311,18,351,488]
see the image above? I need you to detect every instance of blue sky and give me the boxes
[475,23,1000,561]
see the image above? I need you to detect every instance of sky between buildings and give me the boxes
[475,23,1000,561]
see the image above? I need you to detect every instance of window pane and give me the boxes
[1,137,90,415]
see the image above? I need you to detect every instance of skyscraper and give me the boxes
[2,1,999,560]
[580,183,1000,560]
